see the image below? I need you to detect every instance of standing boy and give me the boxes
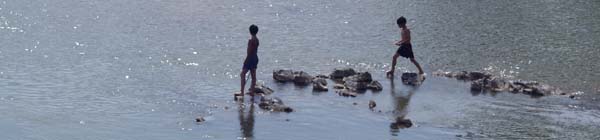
[237,25,260,98]
[386,16,424,77]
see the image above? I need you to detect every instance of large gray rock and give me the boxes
[258,97,293,113]
[293,71,313,86]
[342,72,373,91]
[273,69,294,82]
[312,78,328,91]
[401,73,425,86]
[329,68,357,79]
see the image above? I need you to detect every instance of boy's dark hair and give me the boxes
[249,24,258,35]
[396,16,407,26]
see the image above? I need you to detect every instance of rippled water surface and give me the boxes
[1,0,599,139]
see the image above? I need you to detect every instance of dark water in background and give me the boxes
[0,0,599,139]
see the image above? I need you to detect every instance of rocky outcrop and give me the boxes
[401,73,425,86]
[435,70,581,98]
[312,78,328,91]
[329,68,357,79]
[258,96,293,113]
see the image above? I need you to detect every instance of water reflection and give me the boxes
[238,101,255,139]
[389,78,417,135]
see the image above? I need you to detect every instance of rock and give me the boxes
[470,79,484,92]
[293,71,313,86]
[315,74,330,79]
[342,72,374,91]
[367,81,383,91]
[273,69,295,82]
[258,97,293,113]
[401,73,425,86]
[250,84,274,95]
[488,78,509,92]
[390,118,412,129]
[312,78,328,91]
[531,84,563,96]
[369,100,376,109]
[195,116,205,123]
[333,84,345,89]
[467,71,491,81]
[329,68,357,79]
[353,102,358,105]
[336,89,357,97]
[343,72,372,82]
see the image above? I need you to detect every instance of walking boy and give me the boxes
[386,17,424,77]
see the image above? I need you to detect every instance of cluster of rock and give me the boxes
[246,84,295,113]
[273,68,384,97]
[258,96,294,113]
[433,70,581,98]
[273,69,328,91]
[329,68,383,97]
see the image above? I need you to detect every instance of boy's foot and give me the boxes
[386,71,394,78]
[234,92,244,100]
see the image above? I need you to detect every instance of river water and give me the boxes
[1,0,599,139]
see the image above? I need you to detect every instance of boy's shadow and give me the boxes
[237,100,256,139]
[388,78,419,134]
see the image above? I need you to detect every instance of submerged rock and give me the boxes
[273,69,294,82]
[329,68,357,79]
[258,97,293,113]
[293,71,313,86]
[312,78,328,91]
[315,74,330,79]
[400,73,425,86]
[369,100,376,109]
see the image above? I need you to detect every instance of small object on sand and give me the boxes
[353,102,358,105]
[368,100,376,109]
[195,116,205,123]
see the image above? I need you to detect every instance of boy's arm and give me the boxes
[395,29,410,46]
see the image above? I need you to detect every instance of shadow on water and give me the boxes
[238,100,255,139]
[389,78,419,136]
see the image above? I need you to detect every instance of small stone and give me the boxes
[333,84,345,89]
[195,116,205,123]
[368,100,376,109]
[336,89,357,97]
[353,102,358,105]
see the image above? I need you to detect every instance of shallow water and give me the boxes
[1,0,599,139]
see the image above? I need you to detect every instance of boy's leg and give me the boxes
[239,69,249,95]
[249,68,257,95]
[387,53,400,77]
[410,58,424,74]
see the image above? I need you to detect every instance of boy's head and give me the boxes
[396,16,407,27]
[249,24,258,35]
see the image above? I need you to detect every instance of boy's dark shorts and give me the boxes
[396,43,414,59]
[243,56,259,70]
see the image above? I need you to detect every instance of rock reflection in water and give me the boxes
[389,78,417,135]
